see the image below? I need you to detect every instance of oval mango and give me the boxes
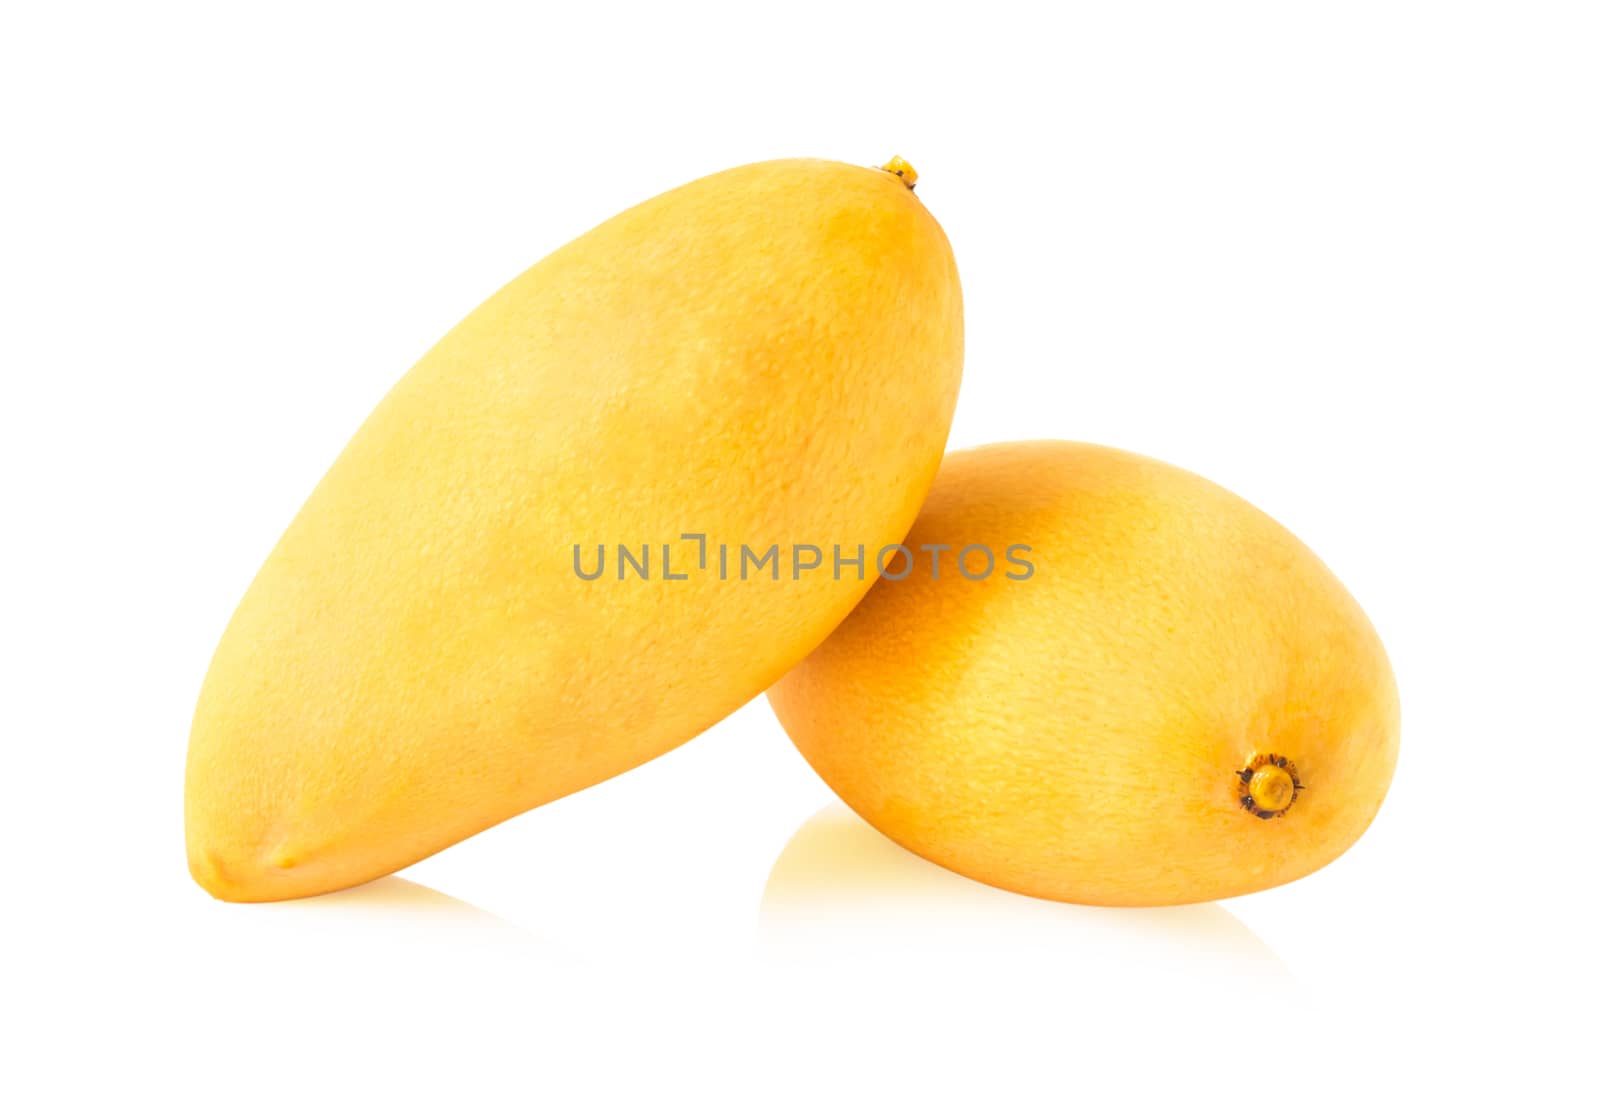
[187,158,963,901]
[768,441,1399,906]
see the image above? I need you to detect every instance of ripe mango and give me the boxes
[768,441,1399,906]
[187,158,963,901]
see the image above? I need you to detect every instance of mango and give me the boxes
[768,441,1399,906]
[186,158,963,901]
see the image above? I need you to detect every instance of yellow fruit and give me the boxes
[187,157,963,902]
[768,441,1399,906]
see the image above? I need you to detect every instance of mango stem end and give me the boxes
[1238,754,1303,819]
[878,156,919,190]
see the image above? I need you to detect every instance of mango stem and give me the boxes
[1238,754,1303,818]
[879,156,918,190]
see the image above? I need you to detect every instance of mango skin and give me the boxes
[768,442,1399,906]
[186,158,963,902]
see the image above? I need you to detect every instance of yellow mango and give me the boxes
[187,158,963,901]
[768,441,1399,906]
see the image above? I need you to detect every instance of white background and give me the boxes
[4,2,1596,1110]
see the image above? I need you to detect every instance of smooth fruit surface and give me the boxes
[768,441,1399,906]
[187,158,963,901]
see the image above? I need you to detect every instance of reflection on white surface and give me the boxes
[760,804,1290,991]
[240,874,517,929]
